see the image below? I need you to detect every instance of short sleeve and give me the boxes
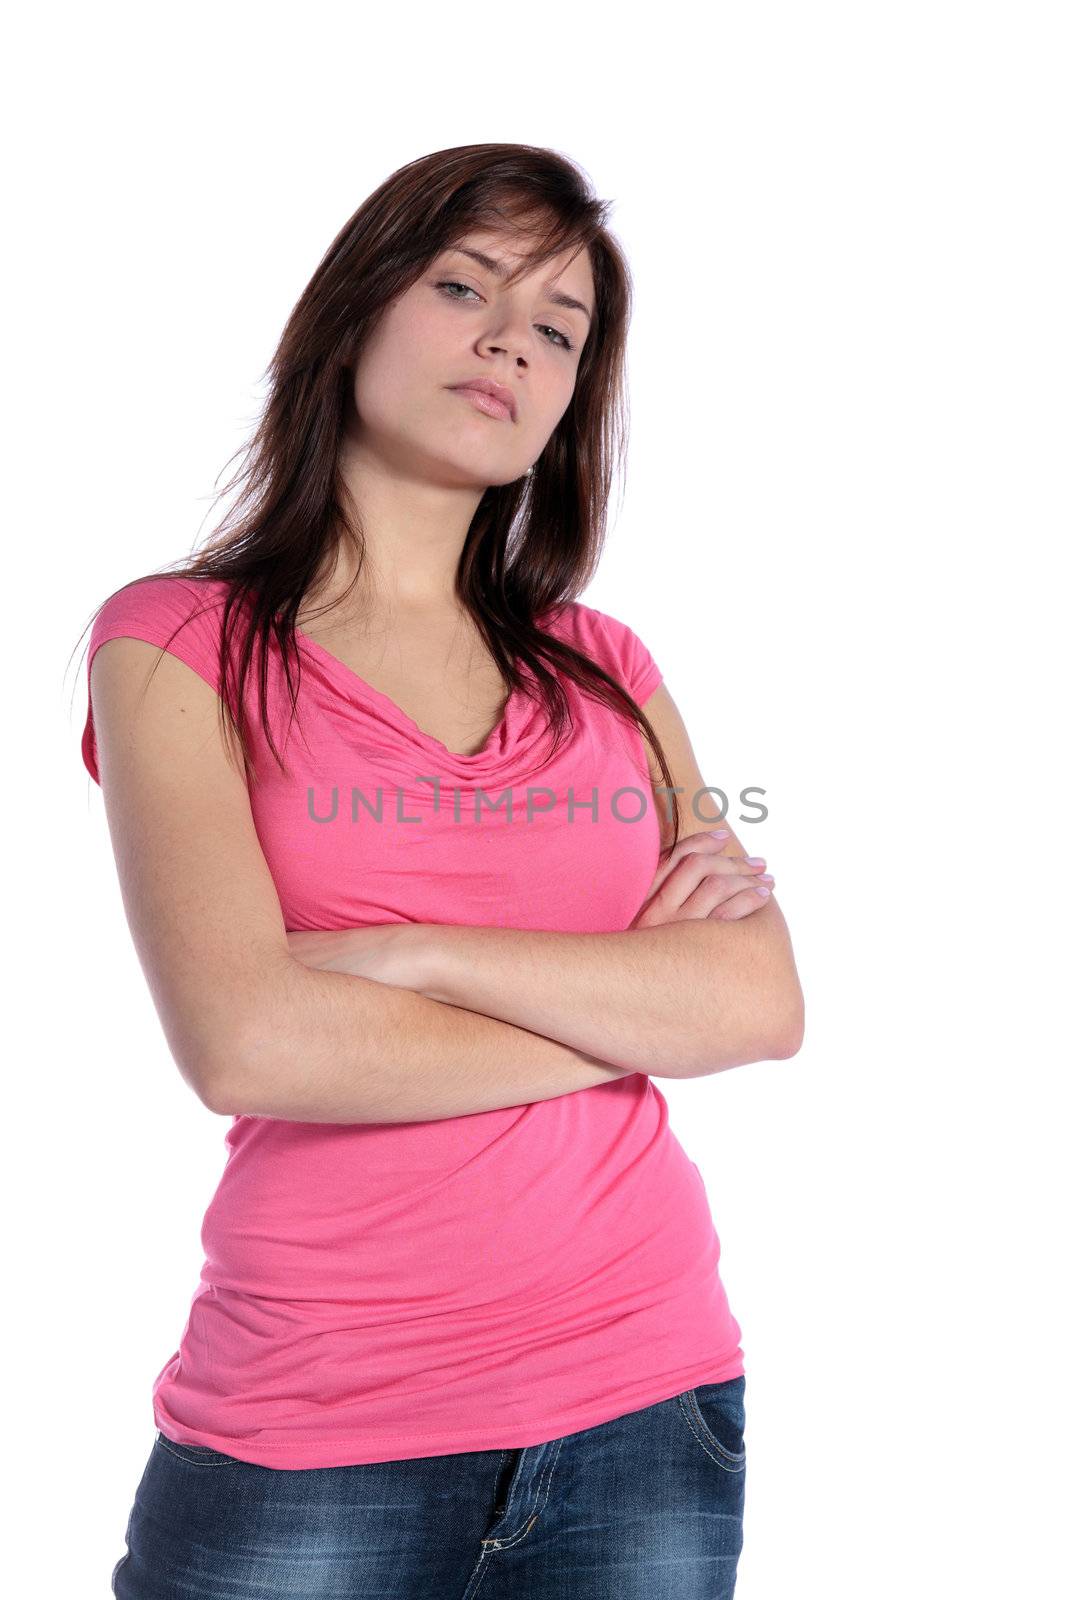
[80,575,230,785]
[586,606,664,708]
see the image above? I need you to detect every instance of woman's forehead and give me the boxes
[442,231,593,286]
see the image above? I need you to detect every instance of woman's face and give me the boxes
[349,228,595,487]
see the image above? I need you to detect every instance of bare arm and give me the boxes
[235,955,638,1123]
[287,682,806,1077]
[89,638,636,1125]
[410,680,804,1074]
[410,919,796,1077]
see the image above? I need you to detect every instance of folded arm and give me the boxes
[90,639,800,1132]
[88,636,643,1126]
[294,681,805,1077]
[454,679,804,1072]
[414,915,800,1077]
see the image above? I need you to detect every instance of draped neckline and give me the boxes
[290,621,528,766]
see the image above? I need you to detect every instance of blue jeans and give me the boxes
[112,1375,746,1598]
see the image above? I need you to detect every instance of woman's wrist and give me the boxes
[285,927,357,974]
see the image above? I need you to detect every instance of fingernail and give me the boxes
[745,856,765,866]
[711,829,729,837]
[755,886,772,896]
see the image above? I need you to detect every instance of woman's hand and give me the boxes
[286,923,430,988]
[631,831,775,928]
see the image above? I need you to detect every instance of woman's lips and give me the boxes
[449,386,513,422]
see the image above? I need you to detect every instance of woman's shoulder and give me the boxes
[91,571,233,633]
[540,599,664,708]
[81,573,257,786]
[85,572,251,672]
[82,575,241,767]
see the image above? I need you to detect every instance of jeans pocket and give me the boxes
[679,1375,747,1471]
[155,1431,243,1468]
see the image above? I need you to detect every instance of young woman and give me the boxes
[81,143,803,1599]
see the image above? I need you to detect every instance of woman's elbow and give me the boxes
[767,1018,805,1060]
[179,1004,278,1117]
[766,984,806,1060]
[694,984,805,1074]
[188,1031,254,1116]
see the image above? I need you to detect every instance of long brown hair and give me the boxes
[73,142,681,852]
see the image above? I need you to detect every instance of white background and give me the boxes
[8,1,1063,1594]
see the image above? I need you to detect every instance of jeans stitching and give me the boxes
[480,1436,562,1550]
[676,1390,747,1472]
[155,1436,241,1468]
[463,1549,495,1600]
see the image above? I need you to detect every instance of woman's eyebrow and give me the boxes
[447,246,592,323]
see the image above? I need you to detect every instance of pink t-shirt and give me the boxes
[81,574,744,1468]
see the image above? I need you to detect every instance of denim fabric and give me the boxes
[111,1374,746,1598]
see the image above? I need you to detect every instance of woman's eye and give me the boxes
[436,280,479,302]
[434,281,574,352]
[540,324,575,352]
